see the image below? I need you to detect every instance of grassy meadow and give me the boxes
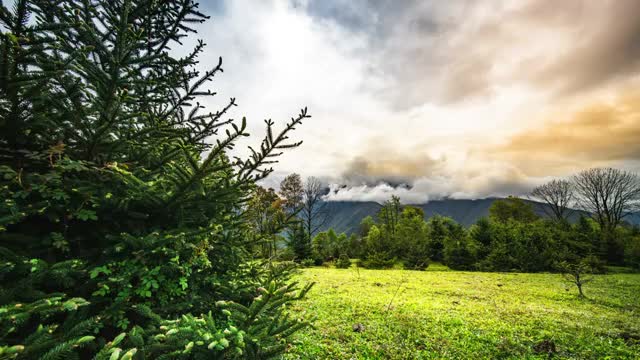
[283,264,640,359]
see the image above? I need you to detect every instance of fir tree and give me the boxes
[0,0,312,358]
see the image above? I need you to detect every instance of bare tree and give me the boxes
[572,168,640,233]
[300,176,330,241]
[531,179,574,223]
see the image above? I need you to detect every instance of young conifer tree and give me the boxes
[1,0,312,358]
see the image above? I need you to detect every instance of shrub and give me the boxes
[300,259,316,268]
[278,247,297,262]
[362,252,396,269]
[625,236,640,270]
[403,255,430,270]
[335,254,352,269]
[581,254,607,274]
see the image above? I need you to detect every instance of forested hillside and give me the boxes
[320,197,638,234]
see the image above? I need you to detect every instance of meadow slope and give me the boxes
[284,265,640,359]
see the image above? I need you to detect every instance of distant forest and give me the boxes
[255,171,640,273]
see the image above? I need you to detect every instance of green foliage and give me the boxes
[376,196,401,244]
[426,216,460,262]
[299,259,315,268]
[286,222,311,262]
[139,263,313,359]
[316,194,639,274]
[468,217,492,259]
[474,219,562,272]
[346,233,362,259]
[580,254,607,274]
[361,225,395,269]
[311,229,349,263]
[93,332,135,360]
[395,206,429,270]
[311,232,331,263]
[361,251,396,270]
[489,197,539,224]
[278,174,304,215]
[626,234,640,270]
[0,293,96,360]
[0,0,312,358]
[246,187,287,259]
[334,255,351,269]
[442,228,477,271]
[358,216,375,238]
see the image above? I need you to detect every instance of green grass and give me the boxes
[283,265,640,359]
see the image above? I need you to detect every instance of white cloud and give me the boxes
[179,0,640,202]
[187,0,392,177]
[324,154,537,204]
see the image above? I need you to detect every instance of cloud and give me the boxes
[325,146,535,204]
[188,1,640,203]
[494,89,640,176]
[326,86,640,203]
[190,0,392,177]
[298,0,640,108]
[531,1,640,94]
[324,168,534,204]
[340,143,446,185]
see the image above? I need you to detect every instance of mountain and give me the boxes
[321,198,505,234]
[321,198,640,235]
[416,198,498,227]
[322,201,382,235]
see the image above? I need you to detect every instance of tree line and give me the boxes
[260,168,640,273]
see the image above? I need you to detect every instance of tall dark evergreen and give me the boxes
[0,0,312,358]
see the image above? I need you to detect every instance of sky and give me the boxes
[189,0,640,203]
